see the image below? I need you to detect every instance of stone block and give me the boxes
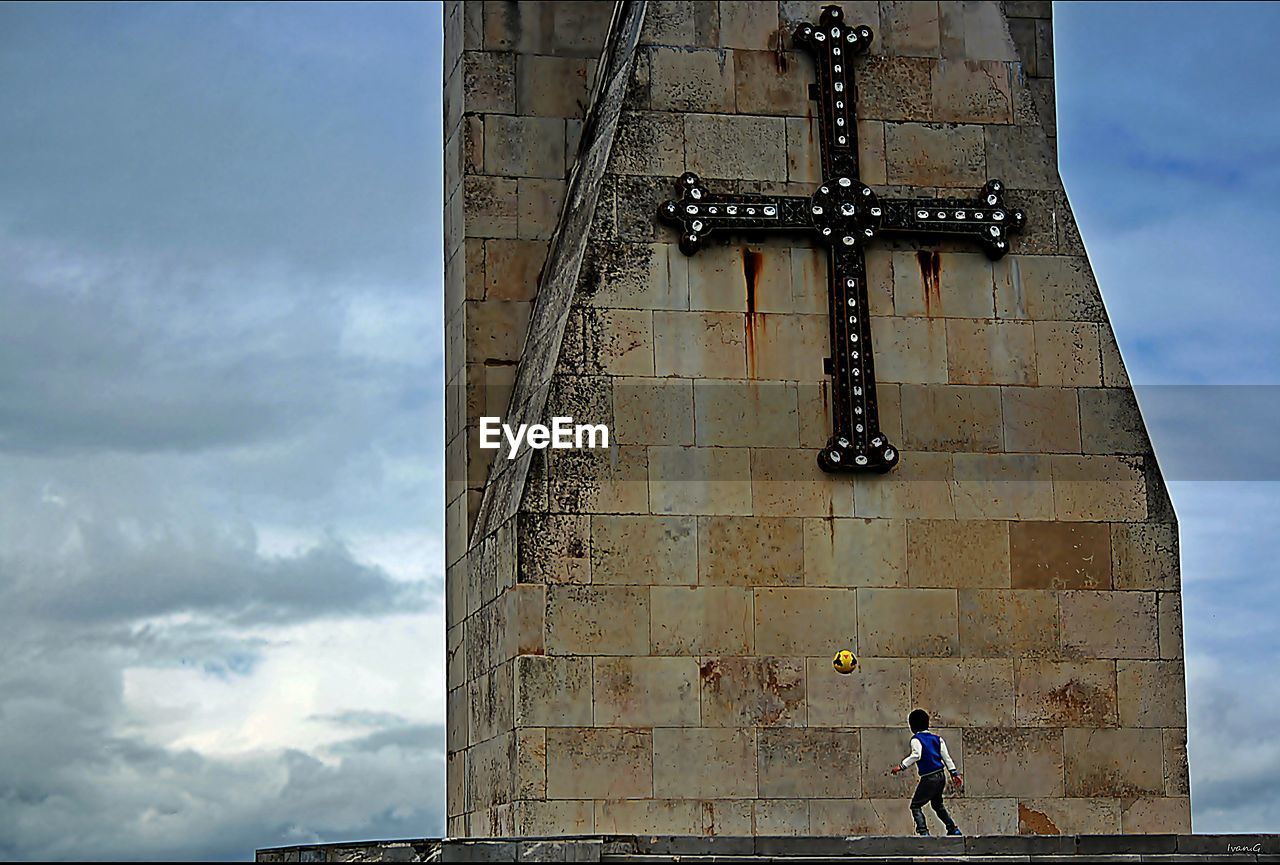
[759,728,861,798]
[654,727,758,798]
[1015,659,1117,727]
[483,115,566,179]
[1064,728,1164,797]
[1080,387,1148,454]
[720,0,780,48]
[1010,521,1111,589]
[1165,728,1190,796]
[912,658,1015,725]
[946,798,1019,835]
[964,728,1063,797]
[751,447,857,517]
[508,583,545,657]
[749,313,830,381]
[464,175,519,239]
[986,123,1058,190]
[515,800,595,835]
[959,589,1058,657]
[515,655,592,727]
[807,656,911,726]
[515,728,546,800]
[516,178,566,241]
[545,585,649,656]
[995,255,1105,322]
[642,0,720,47]
[879,0,940,57]
[581,241,690,311]
[950,452,1054,520]
[468,731,514,811]
[860,725,963,798]
[653,310,746,377]
[754,587,859,655]
[651,586,755,655]
[700,656,806,727]
[685,113,788,181]
[591,515,697,585]
[854,451,956,520]
[587,308,654,376]
[1159,591,1184,660]
[700,516,804,586]
[650,44,738,110]
[649,445,753,515]
[518,513,590,583]
[803,517,907,587]
[1051,455,1147,522]
[946,319,1036,385]
[1117,660,1187,727]
[593,799,700,835]
[594,656,701,726]
[786,116,823,184]
[1100,326,1130,387]
[546,728,652,800]
[1112,522,1179,591]
[869,316,948,383]
[516,54,592,118]
[858,587,957,656]
[1033,320,1102,387]
[548,444,650,515]
[755,798,810,835]
[899,383,1004,452]
[1060,589,1157,659]
[463,51,514,113]
[1121,797,1192,833]
[809,799,898,835]
[885,122,986,188]
[932,59,1012,123]
[1001,386,1081,453]
[612,377,693,447]
[688,242,788,313]
[907,518,1009,588]
[858,118,888,186]
[609,111,687,177]
[694,380,800,447]
[856,55,935,122]
[483,238,546,302]
[735,49,809,115]
[1017,798,1120,835]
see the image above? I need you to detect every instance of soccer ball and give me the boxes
[832,649,858,674]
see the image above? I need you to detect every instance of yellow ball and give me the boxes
[832,649,858,674]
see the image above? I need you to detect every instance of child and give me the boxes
[889,709,963,837]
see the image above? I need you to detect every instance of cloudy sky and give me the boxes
[0,1,1277,860]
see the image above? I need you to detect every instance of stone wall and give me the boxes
[443,0,1190,837]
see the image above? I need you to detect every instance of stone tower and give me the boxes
[443,0,1190,837]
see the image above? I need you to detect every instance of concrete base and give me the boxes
[256,834,1280,862]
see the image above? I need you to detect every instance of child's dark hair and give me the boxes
[909,709,929,732]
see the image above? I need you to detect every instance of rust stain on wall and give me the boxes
[917,250,941,315]
[1018,803,1060,835]
[743,247,765,378]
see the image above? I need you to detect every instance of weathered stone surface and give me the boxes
[1060,590,1157,659]
[700,516,804,585]
[885,122,986,187]
[1064,728,1164,797]
[907,519,1010,588]
[591,515,697,584]
[700,656,806,727]
[734,50,810,115]
[546,728,653,800]
[858,587,958,656]
[964,728,1063,797]
[1010,521,1111,589]
[946,319,1036,386]
[515,655,593,727]
[803,518,907,587]
[653,727,757,798]
[759,728,861,798]
[594,656,700,726]
[754,587,858,655]
[869,316,948,384]
[912,658,1015,726]
[651,586,755,655]
[720,0,781,49]
[649,47,735,112]
[1080,388,1148,454]
[1001,386,1080,453]
[1017,797,1121,835]
[900,383,1004,452]
[1121,796,1191,833]
[806,656,910,726]
[1015,659,1117,728]
[653,310,747,377]
[694,380,800,447]
[1117,660,1187,727]
[932,59,1012,123]
[1051,455,1147,522]
[545,585,649,656]
[685,113,788,181]
[649,445,753,515]
[517,54,593,117]
[959,589,1058,657]
[1112,522,1179,591]
[1158,591,1184,660]
[751,448,856,518]
[1033,321,1102,387]
[892,251,996,319]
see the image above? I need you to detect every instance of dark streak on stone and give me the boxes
[917,250,941,315]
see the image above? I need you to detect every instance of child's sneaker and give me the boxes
[947,828,963,836]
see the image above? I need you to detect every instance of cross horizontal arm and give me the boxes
[876,180,1026,260]
[658,172,814,255]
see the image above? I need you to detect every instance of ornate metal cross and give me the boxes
[658,5,1025,474]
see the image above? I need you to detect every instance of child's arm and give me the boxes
[940,737,964,788]
[889,737,922,774]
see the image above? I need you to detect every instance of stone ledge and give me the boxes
[256,835,1280,862]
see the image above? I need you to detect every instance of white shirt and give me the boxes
[899,731,957,772]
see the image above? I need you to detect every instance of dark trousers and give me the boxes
[909,770,957,836]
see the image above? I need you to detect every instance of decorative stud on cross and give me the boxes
[658,4,1026,474]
